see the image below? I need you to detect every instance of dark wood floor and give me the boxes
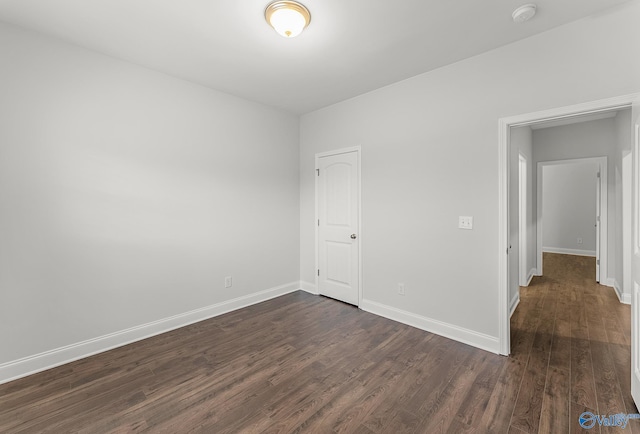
[0,253,636,433]
[508,253,637,434]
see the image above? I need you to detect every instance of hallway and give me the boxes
[509,252,636,433]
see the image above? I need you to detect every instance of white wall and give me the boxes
[299,0,640,349]
[542,163,599,255]
[0,22,300,378]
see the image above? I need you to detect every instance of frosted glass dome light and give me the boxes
[512,4,537,23]
[265,1,311,38]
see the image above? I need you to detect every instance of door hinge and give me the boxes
[316,169,319,176]
[596,216,600,222]
[318,219,320,226]
[597,172,601,178]
[317,269,320,276]
[597,259,600,265]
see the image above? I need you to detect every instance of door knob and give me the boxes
[350,234,357,239]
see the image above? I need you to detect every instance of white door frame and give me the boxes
[536,157,607,281]
[623,152,633,304]
[518,154,528,286]
[632,117,640,406]
[314,146,363,306]
[498,93,639,355]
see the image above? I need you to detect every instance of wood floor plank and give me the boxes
[408,345,476,420]
[571,309,598,410]
[510,288,556,434]
[609,342,639,417]
[590,338,630,434]
[477,356,526,433]
[358,337,440,432]
[538,367,570,434]
[571,403,601,434]
[450,353,504,429]
[548,316,571,372]
[0,254,634,433]
[509,365,547,434]
[414,350,483,433]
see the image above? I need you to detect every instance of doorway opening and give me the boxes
[537,157,606,283]
[498,93,637,356]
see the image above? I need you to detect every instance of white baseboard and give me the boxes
[610,279,631,305]
[510,293,520,317]
[299,280,318,295]
[520,268,536,287]
[359,299,500,354]
[612,279,623,302]
[602,277,615,288]
[542,247,596,257]
[0,281,301,385]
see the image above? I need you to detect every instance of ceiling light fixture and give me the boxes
[265,1,311,38]
[512,4,537,23]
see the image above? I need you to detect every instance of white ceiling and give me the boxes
[0,0,631,114]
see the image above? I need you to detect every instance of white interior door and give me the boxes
[317,150,360,305]
[631,104,640,407]
[596,168,601,283]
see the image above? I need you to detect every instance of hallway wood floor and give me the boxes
[0,253,636,433]
[509,253,636,434]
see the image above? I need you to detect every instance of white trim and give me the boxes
[314,146,363,307]
[542,247,596,257]
[623,152,633,306]
[299,280,318,295]
[518,153,528,287]
[636,124,640,255]
[506,95,639,128]
[526,268,537,286]
[314,146,362,159]
[498,92,640,356]
[611,279,628,304]
[509,293,520,318]
[360,299,500,354]
[602,277,616,288]
[498,118,510,355]
[0,281,300,385]
[612,279,630,304]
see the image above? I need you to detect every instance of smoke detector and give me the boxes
[512,4,537,23]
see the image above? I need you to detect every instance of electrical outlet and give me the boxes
[577,237,583,244]
[458,216,473,230]
[397,283,405,296]
[224,276,232,288]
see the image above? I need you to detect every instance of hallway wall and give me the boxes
[541,162,600,255]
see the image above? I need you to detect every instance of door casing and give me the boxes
[498,92,640,356]
[518,154,528,286]
[631,117,640,406]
